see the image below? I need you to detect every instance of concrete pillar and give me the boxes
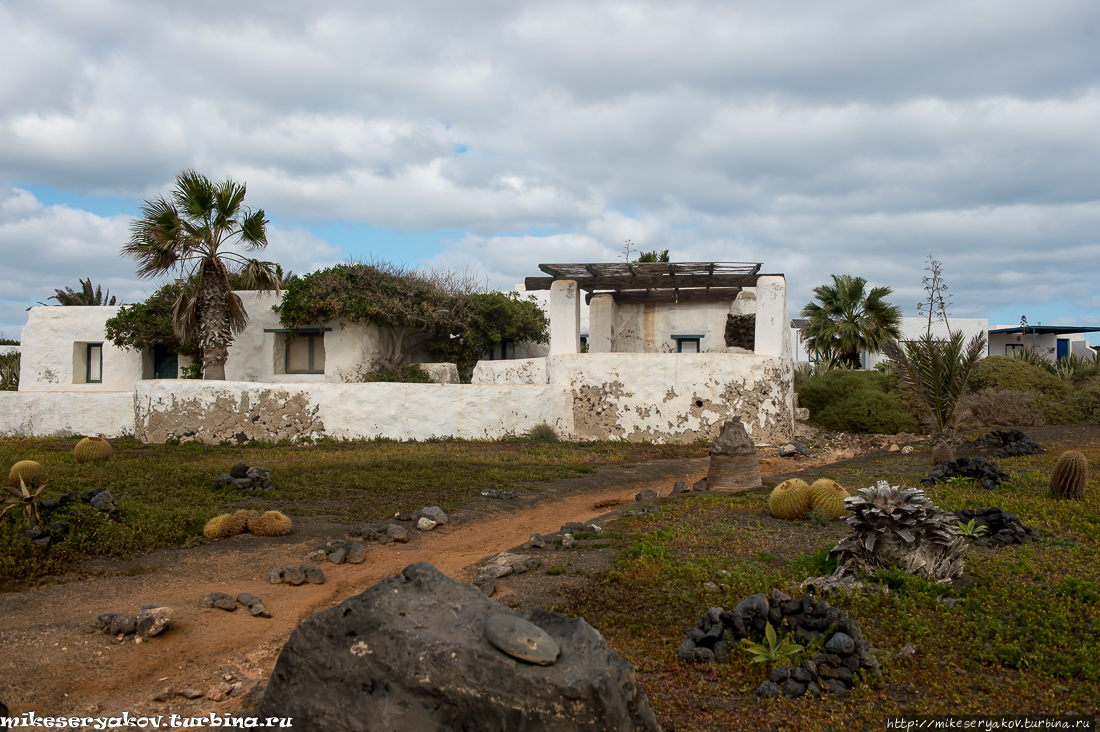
[548,280,581,355]
[588,293,614,353]
[753,275,788,356]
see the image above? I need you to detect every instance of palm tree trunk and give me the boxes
[198,258,233,380]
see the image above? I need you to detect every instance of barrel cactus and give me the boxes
[249,511,292,537]
[74,437,113,464]
[932,442,954,466]
[768,479,810,520]
[832,481,967,583]
[808,479,849,520]
[1049,451,1088,500]
[8,460,44,489]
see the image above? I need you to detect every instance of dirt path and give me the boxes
[0,445,861,723]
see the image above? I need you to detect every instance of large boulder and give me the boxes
[256,562,662,731]
[706,419,762,491]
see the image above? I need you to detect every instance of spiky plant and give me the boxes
[1,477,49,527]
[808,479,849,520]
[249,510,292,537]
[932,442,954,466]
[882,329,987,435]
[1049,451,1088,500]
[831,481,967,583]
[768,479,810,520]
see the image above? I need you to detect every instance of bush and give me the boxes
[0,352,18,391]
[527,423,560,443]
[969,356,1068,398]
[958,388,1046,427]
[1067,384,1100,424]
[362,365,435,383]
[796,370,921,434]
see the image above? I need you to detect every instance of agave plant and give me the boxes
[831,481,968,583]
[955,519,989,539]
[740,621,804,664]
[1,477,49,527]
[882,330,987,436]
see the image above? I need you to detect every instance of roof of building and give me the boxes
[989,325,1100,336]
[526,261,770,292]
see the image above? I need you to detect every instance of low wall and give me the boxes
[0,391,135,438]
[134,381,575,444]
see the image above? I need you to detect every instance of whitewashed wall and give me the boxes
[0,391,135,437]
[19,306,143,392]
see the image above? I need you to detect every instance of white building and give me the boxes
[3,262,797,446]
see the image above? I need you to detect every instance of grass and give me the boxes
[0,435,706,590]
[556,430,1100,729]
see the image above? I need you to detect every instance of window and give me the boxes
[487,340,516,360]
[86,343,103,383]
[673,335,703,353]
[286,333,326,374]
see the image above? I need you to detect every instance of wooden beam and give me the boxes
[585,288,743,305]
[538,264,563,277]
[525,273,767,291]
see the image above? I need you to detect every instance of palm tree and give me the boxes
[123,170,281,380]
[800,274,902,369]
[882,330,987,435]
[45,278,117,306]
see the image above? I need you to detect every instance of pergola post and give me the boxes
[549,280,581,355]
[588,293,614,353]
[753,275,787,356]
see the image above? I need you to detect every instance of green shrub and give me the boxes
[797,370,921,434]
[527,423,560,443]
[0,352,18,391]
[1066,384,1100,424]
[363,364,435,383]
[969,356,1068,398]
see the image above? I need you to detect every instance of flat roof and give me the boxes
[989,326,1100,336]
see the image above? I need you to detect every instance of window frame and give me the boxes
[86,343,103,383]
[285,332,325,374]
[673,334,703,353]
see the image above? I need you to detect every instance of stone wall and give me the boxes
[0,391,135,437]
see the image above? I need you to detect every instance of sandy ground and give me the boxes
[0,444,866,724]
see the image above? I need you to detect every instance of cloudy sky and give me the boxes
[2,0,1098,340]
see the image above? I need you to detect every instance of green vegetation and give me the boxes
[526,423,561,443]
[105,280,201,359]
[362,364,435,383]
[799,274,903,369]
[0,352,18,391]
[967,356,1100,426]
[0,436,705,590]
[275,261,549,380]
[740,621,803,664]
[883,329,988,434]
[795,369,921,434]
[558,437,1100,728]
[44,277,117,306]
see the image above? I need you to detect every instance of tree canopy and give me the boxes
[275,261,548,379]
[44,278,117,306]
[800,274,903,369]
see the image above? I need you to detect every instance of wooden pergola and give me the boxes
[525,262,769,304]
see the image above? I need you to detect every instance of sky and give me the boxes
[2,0,1099,341]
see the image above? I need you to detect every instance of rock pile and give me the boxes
[26,489,124,547]
[212,463,273,492]
[953,507,1041,548]
[779,441,811,457]
[676,590,880,699]
[921,457,1009,489]
[201,591,272,618]
[480,489,517,500]
[970,429,1044,458]
[97,605,173,639]
[473,551,544,595]
[253,562,662,731]
[350,505,450,542]
[304,539,367,565]
[267,563,326,585]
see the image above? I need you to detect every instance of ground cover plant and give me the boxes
[0,435,706,590]
[558,425,1100,730]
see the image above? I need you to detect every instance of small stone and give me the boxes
[522,534,545,549]
[237,593,255,606]
[525,557,542,570]
[692,477,709,492]
[790,667,811,684]
[635,489,659,502]
[834,666,854,685]
[755,681,782,697]
[769,666,791,683]
[207,689,228,703]
[346,541,366,564]
[889,444,900,452]
[109,615,136,636]
[328,547,347,565]
[213,598,236,612]
[394,511,415,521]
[901,445,914,454]
[178,689,203,700]
[671,480,688,495]
[676,639,696,662]
[511,562,527,575]
[417,517,438,531]
[304,549,328,562]
[267,567,284,584]
[713,640,729,664]
[703,582,719,593]
[305,568,326,584]
[693,647,715,662]
[283,568,306,586]
[250,603,271,618]
[484,614,560,665]
[478,580,496,597]
[387,525,410,543]
[230,463,250,479]
[782,679,806,698]
[247,597,262,607]
[135,606,173,637]
[150,686,174,702]
[561,533,575,549]
[825,632,855,655]
[822,678,849,695]
[895,642,918,659]
[377,532,395,545]
[417,506,449,525]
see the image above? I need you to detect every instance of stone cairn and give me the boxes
[304,538,367,565]
[26,489,123,548]
[212,463,273,493]
[201,591,272,618]
[268,563,326,585]
[953,507,1041,548]
[704,419,762,491]
[472,521,601,595]
[349,505,450,544]
[921,456,1009,489]
[970,429,1044,458]
[480,489,517,500]
[676,590,881,699]
[96,605,173,640]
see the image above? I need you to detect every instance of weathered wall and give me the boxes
[134,381,575,444]
[471,358,548,385]
[544,353,793,444]
[612,297,749,353]
[19,306,143,392]
[0,391,135,437]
